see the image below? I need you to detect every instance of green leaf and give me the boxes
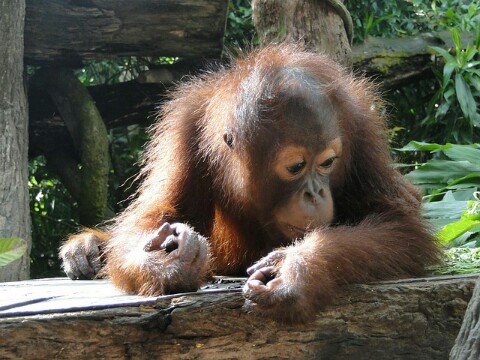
[443,144,480,163]
[451,28,462,53]
[446,231,476,248]
[475,26,480,48]
[430,180,480,199]
[0,238,28,267]
[397,141,451,152]
[465,50,478,63]
[443,86,455,101]
[470,77,480,93]
[436,101,451,118]
[406,159,480,186]
[465,60,480,70]
[437,218,480,245]
[442,61,456,89]
[431,46,457,65]
[455,74,478,120]
[423,197,468,220]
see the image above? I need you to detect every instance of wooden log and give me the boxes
[352,31,474,88]
[29,31,474,136]
[0,275,477,359]
[24,0,228,65]
[450,277,480,360]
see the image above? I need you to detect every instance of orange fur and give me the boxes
[61,45,440,321]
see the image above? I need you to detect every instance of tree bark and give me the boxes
[252,0,352,66]
[34,69,110,226]
[0,0,31,281]
[0,275,476,359]
[450,278,480,360]
[24,0,228,66]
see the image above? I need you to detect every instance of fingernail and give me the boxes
[159,222,171,232]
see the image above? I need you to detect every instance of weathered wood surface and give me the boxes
[0,275,477,359]
[24,0,228,65]
[450,277,480,360]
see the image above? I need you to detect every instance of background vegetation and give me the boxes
[29,0,480,278]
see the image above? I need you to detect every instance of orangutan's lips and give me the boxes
[283,223,307,237]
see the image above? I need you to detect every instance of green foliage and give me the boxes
[29,127,148,277]
[108,125,149,212]
[385,80,437,148]
[345,0,420,42]
[421,29,480,143]
[224,0,257,49]
[386,12,480,146]
[345,0,480,43]
[0,238,27,267]
[75,58,146,85]
[29,157,79,278]
[75,56,178,86]
[431,247,480,275]
[343,1,480,147]
[427,0,480,32]
[436,199,480,246]
[401,142,480,248]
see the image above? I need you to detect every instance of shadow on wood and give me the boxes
[0,274,477,359]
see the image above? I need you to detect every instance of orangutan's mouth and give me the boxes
[281,222,308,238]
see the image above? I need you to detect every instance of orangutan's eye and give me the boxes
[319,156,338,169]
[287,161,306,175]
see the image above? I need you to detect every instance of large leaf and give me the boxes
[471,76,480,93]
[442,61,456,90]
[437,200,480,245]
[443,144,480,163]
[406,159,480,186]
[429,174,480,198]
[0,238,28,267]
[423,191,468,220]
[455,73,478,120]
[397,141,451,152]
[452,28,462,53]
[431,46,457,66]
[437,217,480,245]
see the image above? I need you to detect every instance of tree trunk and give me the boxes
[450,277,480,360]
[252,0,352,66]
[0,0,31,281]
[33,69,110,226]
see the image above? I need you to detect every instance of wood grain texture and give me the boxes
[0,275,477,359]
[24,0,228,65]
